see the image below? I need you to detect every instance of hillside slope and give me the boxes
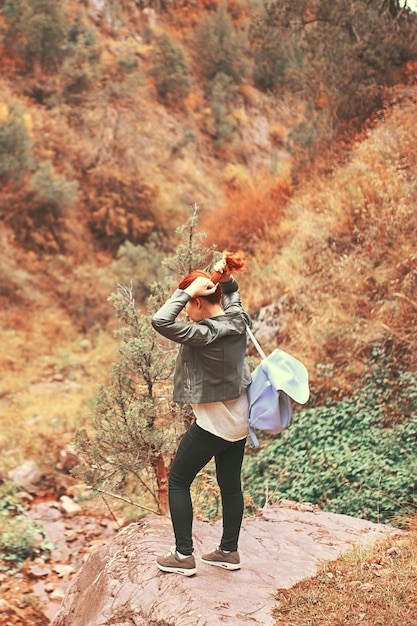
[0,0,416,467]
[247,85,417,400]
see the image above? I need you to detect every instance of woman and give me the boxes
[151,252,251,576]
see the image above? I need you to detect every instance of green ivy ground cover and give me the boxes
[242,396,417,525]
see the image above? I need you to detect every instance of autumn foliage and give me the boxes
[0,4,416,622]
[201,175,293,249]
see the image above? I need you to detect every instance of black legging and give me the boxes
[168,422,246,556]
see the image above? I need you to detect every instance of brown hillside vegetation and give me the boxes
[0,1,415,392]
[0,0,417,623]
[246,87,417,403]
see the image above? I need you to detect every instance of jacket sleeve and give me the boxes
[151,289,225,346]
[221,277,251,326]
[220,276,241,313]
[152,278,250,346]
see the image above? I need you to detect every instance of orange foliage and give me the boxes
[194,0,249,19]
[0,51,24,77]
[200,176,292,249]
[1,185,63,254]
[172,0,249,28]
[185,91,205,113]
[238,84,261,107]
[268,123,287,148]
[405,59,417,84]
[83,166,158,253]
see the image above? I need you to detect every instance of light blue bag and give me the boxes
[246,326,309,448]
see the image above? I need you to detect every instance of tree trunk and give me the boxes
[154,453,169,515]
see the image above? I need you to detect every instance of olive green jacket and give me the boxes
[151,277,252,404]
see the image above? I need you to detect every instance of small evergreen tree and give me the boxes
[192,1,252,85]
[2,0,69,72]
[73,205,217,515]
[61,14,102,104]
[207,72,240,149]
[0,102,33,183]
[151,35,190,107]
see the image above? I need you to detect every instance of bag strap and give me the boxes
[245,323,267,360]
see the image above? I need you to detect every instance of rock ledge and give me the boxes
[51,502,401,626]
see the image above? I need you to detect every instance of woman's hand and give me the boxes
[212,257,232,282]
[184,276,218,298]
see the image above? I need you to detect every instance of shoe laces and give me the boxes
[164,546,177,558]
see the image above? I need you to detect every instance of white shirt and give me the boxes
[191,390,249,442]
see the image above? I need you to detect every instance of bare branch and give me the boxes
[88,487,159,514]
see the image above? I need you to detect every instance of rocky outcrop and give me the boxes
[8,460,41,493]
[51,501,401,626]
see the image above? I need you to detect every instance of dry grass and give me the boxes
[202,174,292,250]
[0,304,117,471]
[273,518,417,626]
[246,98,417,397]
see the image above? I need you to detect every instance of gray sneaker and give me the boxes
[156,546,197,576]
[201,547,240,570]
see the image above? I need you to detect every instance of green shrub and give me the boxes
[207,72,240,148]
[2,0,69,72]
[151,35,190,107]
[243,359,417,524]
[112,237,167,303]
[250,0,307,92]
[31,161,79,213]
[0,103,34,183]
[192,1,251,85]
[116,56,140,75]
[0,482,52,569]
[61,15,102,103]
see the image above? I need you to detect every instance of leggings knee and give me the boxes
[169,470,190,492]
